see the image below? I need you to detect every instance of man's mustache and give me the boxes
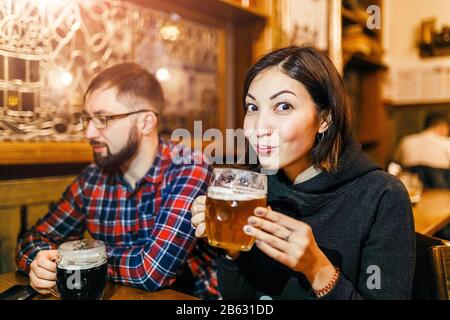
[89,140,107,147]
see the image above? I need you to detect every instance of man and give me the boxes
[395,112,450,188]
[16,62,219,299]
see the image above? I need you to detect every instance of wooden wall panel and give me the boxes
[0,208,20,273]
[0,176,76,273]
[0,142,92,165]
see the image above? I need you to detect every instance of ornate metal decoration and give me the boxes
[0,0,219,141]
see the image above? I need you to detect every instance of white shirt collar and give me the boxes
[294,165,322,185]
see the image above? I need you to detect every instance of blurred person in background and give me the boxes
[395,112,450,189]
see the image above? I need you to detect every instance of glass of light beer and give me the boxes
[205,168,267,252]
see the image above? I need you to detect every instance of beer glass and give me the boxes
[205,168,267,252]
[398,172,423,204]
[50,239,107,300]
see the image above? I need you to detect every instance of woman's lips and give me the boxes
[256,145,278,155]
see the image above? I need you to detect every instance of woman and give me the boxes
[191,46,415,300]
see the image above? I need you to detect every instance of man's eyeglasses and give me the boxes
[80,109,158,130]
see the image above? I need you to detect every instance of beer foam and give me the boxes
[57,239,107,270]
[58,256,107,270]
[207,186,266,201]
[59,239,103,251]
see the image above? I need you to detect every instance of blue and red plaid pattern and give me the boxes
[16,139,220,299]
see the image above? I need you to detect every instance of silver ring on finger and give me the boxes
[191,222,197,230]
[284,230,292,242]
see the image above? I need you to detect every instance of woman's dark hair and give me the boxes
[242,45,353,172]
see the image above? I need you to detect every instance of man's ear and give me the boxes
[319,111,332,134]
[140,111,158,135]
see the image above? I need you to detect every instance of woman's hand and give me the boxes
[243,207,336,291]
[191,195,241,259]
[191,195,207,238]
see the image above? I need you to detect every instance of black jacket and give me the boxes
[217,139,416,300]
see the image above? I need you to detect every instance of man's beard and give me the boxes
[90,126,140,172]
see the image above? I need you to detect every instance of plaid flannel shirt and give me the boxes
[16,139,220,299]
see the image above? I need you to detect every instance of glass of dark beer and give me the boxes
[205,168,267,252]
[50,239,107,300]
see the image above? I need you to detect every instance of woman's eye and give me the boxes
[274,103,292,113]
[246,103,258,113]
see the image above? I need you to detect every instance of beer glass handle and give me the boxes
[49,286,60,298]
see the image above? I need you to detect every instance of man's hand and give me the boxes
[29,250,58,295]
[191,195,207,238]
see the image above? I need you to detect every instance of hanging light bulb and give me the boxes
[48,68,73,95]
[160,13,181,41]
[156,67,170,82]
[60,71,73,86]
[160,25,180,41]
[241,0,250,8]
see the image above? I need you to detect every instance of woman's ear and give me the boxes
[319,111,332,134]
[141,111,158,135]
